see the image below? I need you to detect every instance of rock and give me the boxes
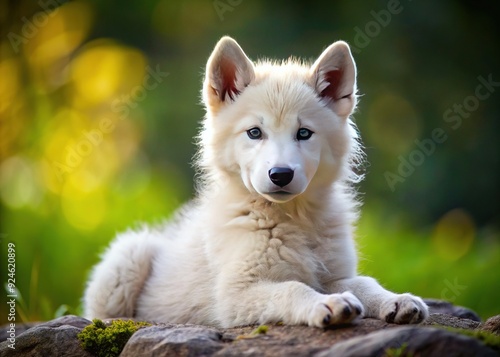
[423,313,481,330]
[36,315,92,330]
[0,308,497,357]
[424,298,481,321]
[315,326,497,357]
[0,317,396,357]
[481,315,500,335]
[120,325,224,356]
[0,322,39,342]
[216,318,397,356]
[0,315,93,357]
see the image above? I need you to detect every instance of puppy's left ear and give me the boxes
[203,36,255,113]
[310,41,357,118]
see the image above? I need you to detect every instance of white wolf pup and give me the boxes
[84,36,429,327]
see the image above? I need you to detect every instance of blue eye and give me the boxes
[297,128,313,140]
[247,127,262,139]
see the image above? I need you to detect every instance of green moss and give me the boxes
[444,327,500,351]
[78,318,151,357]
[236,325,269,340]
[383,342,410,357]
[251,325,268,335]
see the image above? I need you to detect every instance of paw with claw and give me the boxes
[380,293,429,324]
[309,291,364,327]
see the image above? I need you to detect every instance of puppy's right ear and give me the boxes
[203,36,255,113]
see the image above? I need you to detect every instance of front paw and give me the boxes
[380,293,429,324]
[309,291,364,328]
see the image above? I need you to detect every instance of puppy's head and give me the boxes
[199,36,361,203]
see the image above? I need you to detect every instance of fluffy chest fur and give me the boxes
[215,205,319,283]
[197,189,353,295]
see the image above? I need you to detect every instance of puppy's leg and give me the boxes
[215,280,364,328]
[83,230,163,319]
[327,276,428,324]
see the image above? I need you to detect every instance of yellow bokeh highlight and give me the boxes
[70,40,147,106]
[61,174,107,231]
[0,57,20,114]
[42,107,88,157]
[40,103,143,197]
[0,156,44,209]
[366,92,422,155]
[40,108,87,192]
[0,55,25,159]
[24,1,93,60]
[432,209,475,261]
[23,1,93,87]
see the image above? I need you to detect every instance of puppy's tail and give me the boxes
[83,228,163,319]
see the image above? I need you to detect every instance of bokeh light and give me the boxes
[366,91,422,155]
[23,1,94,90]
[0,156,44,209]
[70,41,147,106]
[432,209,475,262]
[61,177,107,231]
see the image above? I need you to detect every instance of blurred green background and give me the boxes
[1,0,499,324]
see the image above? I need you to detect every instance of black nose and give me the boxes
[268,167,294,188]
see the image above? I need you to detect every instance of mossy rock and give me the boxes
[77,319,151,357]
[445,327,500,351]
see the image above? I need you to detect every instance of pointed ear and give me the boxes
[203,36,255,112]
[309,41,357,118]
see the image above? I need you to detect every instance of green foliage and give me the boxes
[357,210,500,321]
[78,319,151,357]
[3,246,85,322]
[3,283,29,322]
[54,304,81,319]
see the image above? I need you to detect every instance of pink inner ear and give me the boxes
[321,68,345,100]
[219,57,241,101]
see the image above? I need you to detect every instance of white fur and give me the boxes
[83,37,428,328]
